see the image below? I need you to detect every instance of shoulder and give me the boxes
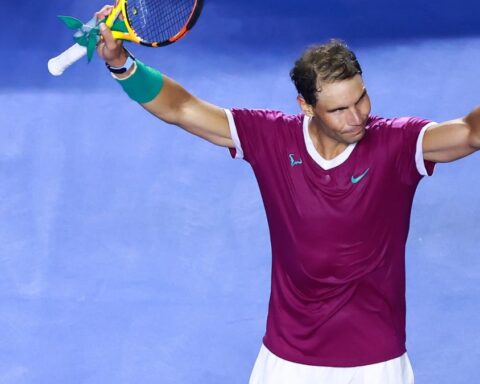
[230,108,302,127]
[365,115,433,145]
[226,109,304,164]
[366,115,432,132]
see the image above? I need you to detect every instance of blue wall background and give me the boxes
[1,1,479,383]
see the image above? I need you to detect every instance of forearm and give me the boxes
[423,108,480,162]
[112,58,232,146]
[143,75,196,125]
[97,22,232,146]
[112,60,188,122]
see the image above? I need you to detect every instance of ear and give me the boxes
[297,95,314,117]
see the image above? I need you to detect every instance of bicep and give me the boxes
[423,119,476,162]
[176,98,234,147]
[143,75,234,147]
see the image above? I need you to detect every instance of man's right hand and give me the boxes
[95,5,128,68]
[92,6,233,148]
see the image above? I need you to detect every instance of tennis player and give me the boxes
[95,6,480,383]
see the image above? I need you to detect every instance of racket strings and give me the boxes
[127,0,197,44]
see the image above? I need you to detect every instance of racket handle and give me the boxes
[48,43,87,76]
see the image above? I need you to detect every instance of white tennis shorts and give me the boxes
[249,344,415,384]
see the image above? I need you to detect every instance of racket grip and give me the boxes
[48,43,87,76]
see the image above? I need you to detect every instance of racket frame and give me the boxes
[107,0,142,44]
[48,0,204,76]
[107,0,204,47]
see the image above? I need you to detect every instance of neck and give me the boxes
[308,118,349,160]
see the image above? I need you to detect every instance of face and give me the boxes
[299,74,371,145]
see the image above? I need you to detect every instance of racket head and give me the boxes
[121,0,204,47]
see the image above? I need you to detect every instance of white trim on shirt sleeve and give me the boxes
[415,122,437,176]
[224,109,244,159]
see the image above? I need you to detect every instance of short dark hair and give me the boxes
[290,39,362,106]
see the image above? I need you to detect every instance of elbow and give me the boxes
[465,107,480,149]
[468,135,480,150]
[466,128,480,150]
[146,102,182,126]
[160,112,178,126]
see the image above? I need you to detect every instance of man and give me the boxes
[95,6,480,383]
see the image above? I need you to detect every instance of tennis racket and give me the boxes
[48,0,204,76]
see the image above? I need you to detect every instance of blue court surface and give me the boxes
[1,1,479,383]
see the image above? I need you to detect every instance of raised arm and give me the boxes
[143,75,234,147]
[423,106,480,163]
[96,7,233,148]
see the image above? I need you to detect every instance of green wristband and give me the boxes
[115,60,164,104]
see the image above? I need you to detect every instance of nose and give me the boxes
[347,107,363,126]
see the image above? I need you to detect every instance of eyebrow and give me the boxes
[326,88,367,113]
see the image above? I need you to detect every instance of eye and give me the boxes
[356,91,368,105]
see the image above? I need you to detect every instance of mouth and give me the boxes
[343,126,364,136]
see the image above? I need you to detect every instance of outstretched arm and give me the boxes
[143,76,234,147]
[96,6,234,148]
[423,106,480,163]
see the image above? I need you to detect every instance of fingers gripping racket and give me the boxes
[48,0,204,76]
